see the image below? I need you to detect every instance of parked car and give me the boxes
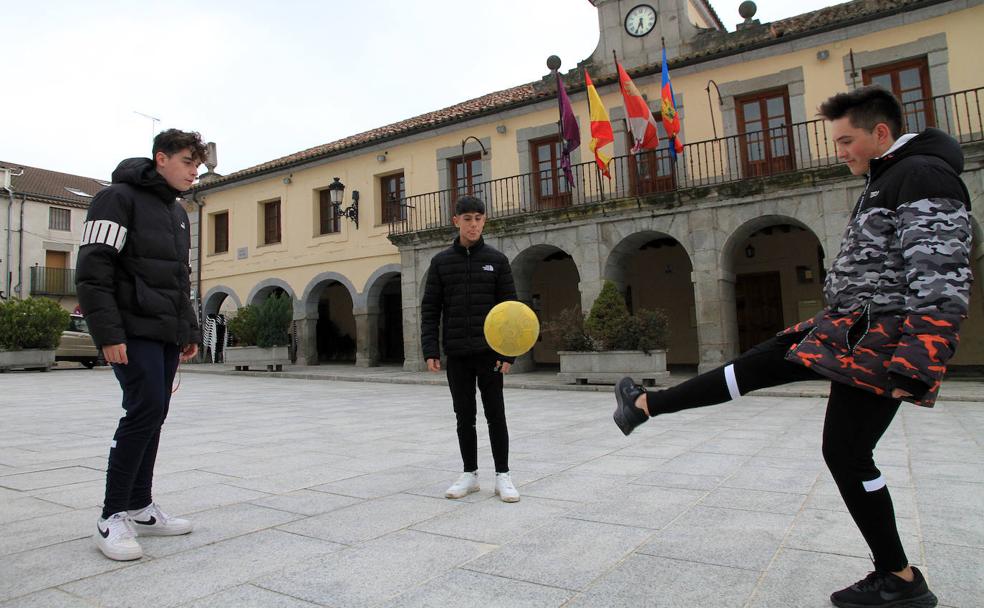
[56,314,102,368]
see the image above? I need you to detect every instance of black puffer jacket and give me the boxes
[76,158,201,348]
[421,237,517,360]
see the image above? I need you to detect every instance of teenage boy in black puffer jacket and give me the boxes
[421,196,521,503]
[77,129,205,561]
[613,87,972,608]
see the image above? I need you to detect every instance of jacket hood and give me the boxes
[880,128,964,174]
[111,158,182,202]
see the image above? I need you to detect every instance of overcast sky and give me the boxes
[2,0,840,180]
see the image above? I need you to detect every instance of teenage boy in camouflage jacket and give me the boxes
[612,86,971,608]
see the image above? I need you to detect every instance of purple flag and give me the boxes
[556,73,581,188]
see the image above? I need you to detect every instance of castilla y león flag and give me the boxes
[616,61,660,153]
[584,69,614,178]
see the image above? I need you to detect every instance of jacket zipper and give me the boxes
[465,247,471,350]
[846,301,871,354]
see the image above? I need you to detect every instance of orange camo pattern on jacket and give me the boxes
[780,311,957,407]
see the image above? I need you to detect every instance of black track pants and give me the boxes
[646,331,908,572]
[445,352,509,473]
[102,338,179,519]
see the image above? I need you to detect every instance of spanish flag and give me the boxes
[584,70,614,178]
[661,47,684,157]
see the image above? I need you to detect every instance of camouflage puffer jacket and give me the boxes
[782,129,972,407]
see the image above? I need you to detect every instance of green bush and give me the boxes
[226,294,292,348]
[613,308,670,353]
[254,293,292,348]
[584,280,630,351]
[226,305,258,347]
[0,297,70,350]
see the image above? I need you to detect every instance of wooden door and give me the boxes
[735,272,784,353]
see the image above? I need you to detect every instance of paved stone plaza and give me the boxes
[0,368,981,607]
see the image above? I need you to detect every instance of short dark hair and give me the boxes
[152,129,208,163]
[818,86,904,139]
[454,195,485,215]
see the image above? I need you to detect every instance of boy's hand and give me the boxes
[497,361,511,374]
[180,343,199,362]
[102,344,128,365]
[427,358,441,372]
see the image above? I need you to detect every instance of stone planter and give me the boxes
[0,349,56,372]
[224,345,291,371]
[556,350,669,386]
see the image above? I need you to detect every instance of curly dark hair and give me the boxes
[454,195,486,215]
[818,86,904,139]
[152,129,208,163]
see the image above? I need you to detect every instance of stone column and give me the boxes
[354,307,380,367]
[689,208,738,372]
[402,248,427,371]
[294,314,318,366]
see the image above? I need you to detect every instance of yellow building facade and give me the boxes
[193,0,984,374]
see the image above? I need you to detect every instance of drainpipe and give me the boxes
[14,193,26,297]
[192,192,204,327]
[2,167,24,299]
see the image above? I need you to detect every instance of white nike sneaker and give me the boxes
[95,512,142,561]
[445,471,480,499]
[495,472,520,503]
[128,502,193,536]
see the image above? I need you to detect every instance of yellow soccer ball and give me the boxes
[484,301,540,357]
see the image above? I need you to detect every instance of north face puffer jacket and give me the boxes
[421,236,517,361]
[782,128,973,407]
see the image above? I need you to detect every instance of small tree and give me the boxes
[226,305,258,347]
[613,308,670,353]
[226,294,292,348]
[584,280,630,351]
[0,297,70,350]
[254,293,292,348]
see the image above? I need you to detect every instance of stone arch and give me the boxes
[300,272,360,317]
[298,271,359,365]
[510,243,582,367]
[362,264,403,311]
[604,230,698,367]
[247,278,297,306]
[361,264,404,366]
[202,285,242,317]
[723,214,826,353]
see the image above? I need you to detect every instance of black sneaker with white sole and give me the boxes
[830,566,938,608]
[613,377,649,436]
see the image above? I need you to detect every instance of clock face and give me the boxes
[625,4,657,37]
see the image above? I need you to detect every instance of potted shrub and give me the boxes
[223,293,293,371]
[552,280,670,386]
[0,297,70,372]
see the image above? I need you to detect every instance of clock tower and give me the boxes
[586,0,721,72]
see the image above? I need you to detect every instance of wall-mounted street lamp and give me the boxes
[328,177,359,229]
[705,79,723,139]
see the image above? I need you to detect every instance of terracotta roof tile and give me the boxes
[0,161,108,208]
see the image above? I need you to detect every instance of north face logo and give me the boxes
[180,222,186,229]
[869,191,880,198]
[483,264,494,272]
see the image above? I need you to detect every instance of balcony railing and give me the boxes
[390,87,982,236]
[30,266,76,297]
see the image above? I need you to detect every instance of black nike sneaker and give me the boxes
[830,567,938,608]
[613,377,649,436]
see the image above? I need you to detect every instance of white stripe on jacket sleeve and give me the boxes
[80,220,128,252]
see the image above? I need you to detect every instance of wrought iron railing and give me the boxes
[390,87,982,235]
[30,266,76,296]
